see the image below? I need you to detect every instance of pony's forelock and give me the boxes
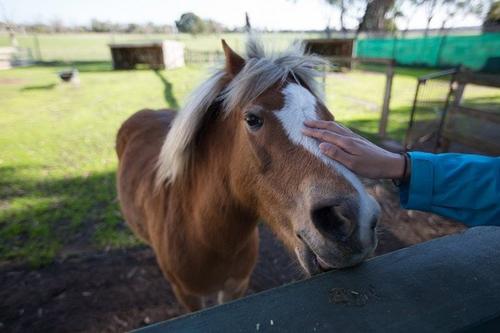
[156,38,326,186]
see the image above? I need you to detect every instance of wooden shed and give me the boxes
[0,47,32,70]
[303,38,354,59]
[109,40,184,70]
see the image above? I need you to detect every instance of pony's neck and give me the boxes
[175,111,258,254]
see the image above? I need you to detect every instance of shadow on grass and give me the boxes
[35,60,185,74]
[35,60,114,72]
[0,166,135,267]
[21,83,57,91]
[153,70,179,109]
[461,95,500,111]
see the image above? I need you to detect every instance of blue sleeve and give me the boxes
[399,152,500,227]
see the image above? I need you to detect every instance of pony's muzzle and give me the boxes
[298,196,379,272]
[310,199,359,243]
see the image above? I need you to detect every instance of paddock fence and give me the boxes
[184,49,224,65]
[405,69,500,155]
[404,69,457,151]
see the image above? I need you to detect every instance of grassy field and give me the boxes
[0,32,322,61]
[0,63,206,265]
[1,33,499,266]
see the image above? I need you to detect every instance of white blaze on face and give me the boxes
[274,83,379,248]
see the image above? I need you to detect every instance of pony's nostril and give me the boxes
[311,204,354,241]
[370,216,378,230]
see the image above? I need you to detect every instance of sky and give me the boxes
[1,0,483,31]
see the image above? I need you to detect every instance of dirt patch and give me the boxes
[0,181,465,332]
[0,78,28,85]
[0,226,303,333]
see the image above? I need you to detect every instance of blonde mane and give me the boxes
[156,38,326,185]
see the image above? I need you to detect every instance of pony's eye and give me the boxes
[244,113,263,130]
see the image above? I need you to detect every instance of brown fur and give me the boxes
[116,42,379,311]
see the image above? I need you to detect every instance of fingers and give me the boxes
[304,119,355,137]
[302,127,352,152]
[319,143,354,168]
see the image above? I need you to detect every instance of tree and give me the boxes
[326,0,348,31]
[324,0,366,31]
[0,1,17,47]
[175,12,206,34]
[90,19,114,32]
[204,19,224,33]
[50,18,64,33]
[442,1,487,30]
[396,0,420,34]
[484,1,500,30]
[404,0,490,36]
[357,0,396,32]
[324,0,398,33]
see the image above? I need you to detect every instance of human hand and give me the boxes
[302,120,405,179]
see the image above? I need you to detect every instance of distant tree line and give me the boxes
[1,13,230,35]
[89,20,177,33]
[2,20,177,34]
[2,2,499,36]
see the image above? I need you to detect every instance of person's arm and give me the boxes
[302,120,500,227]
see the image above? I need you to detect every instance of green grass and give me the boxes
[1,34,499,266]
[0,63,206,266]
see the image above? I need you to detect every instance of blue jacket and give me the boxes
[400,152,500,227]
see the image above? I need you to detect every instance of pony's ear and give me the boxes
[221,39,245,77]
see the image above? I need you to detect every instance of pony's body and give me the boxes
[117,39,380,311]
[117,109,256,309]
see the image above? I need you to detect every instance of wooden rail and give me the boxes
[438,71,500,154]
[456,71,500,88]
[453,105,500,124]
[324,56,395,138]
[417,68,458,82]
[134,227,500,332]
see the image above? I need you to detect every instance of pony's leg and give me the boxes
[217,277,250,304]
[171,283,203,312]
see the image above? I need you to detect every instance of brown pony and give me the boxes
[116,38,380,311]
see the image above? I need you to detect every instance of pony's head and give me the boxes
[157,38,380,275]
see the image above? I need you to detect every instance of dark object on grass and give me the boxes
[58,68,80,85]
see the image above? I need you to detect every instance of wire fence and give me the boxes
[405,69,500,154]
[404,69,456,151]
[184,49,224,64]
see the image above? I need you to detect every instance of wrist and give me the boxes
[392,152,411,187]
[386,152,406,179]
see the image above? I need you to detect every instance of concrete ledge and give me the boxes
[136,227,500,332]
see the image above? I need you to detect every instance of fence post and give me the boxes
[438,79,464,153]
[378,60,394,138]
[404,79,423,150]
[33,34,42,61]
[322,63,327,96]
[433,71,458,152]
